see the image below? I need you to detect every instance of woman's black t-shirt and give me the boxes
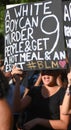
[25,86,66,130]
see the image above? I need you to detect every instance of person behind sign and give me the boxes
[11,66,70,130]
[5,70,26,130]
[23,69,65,97]
[0,70,13,130]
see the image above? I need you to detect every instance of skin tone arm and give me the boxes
[34,73,42,86]
[0,99,13,130]
[62,70,71,114]
[11,66,32,112]
[23,106,70,130]
[23,88,30,97]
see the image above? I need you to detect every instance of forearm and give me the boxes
[62,86,71,114]
[13,82,32,112]
[34,73,41,86]
[63,70,71,114]
[23,88,29,97]
[38,118,69,130]
[13,81,21,112]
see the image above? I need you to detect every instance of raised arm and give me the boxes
[23,105,70,130]
[11,66,32,113]
[34,73,42,86]
[62,70,71,114]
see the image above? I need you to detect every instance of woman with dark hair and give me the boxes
[0,70,13,130]
[11,66,70,130]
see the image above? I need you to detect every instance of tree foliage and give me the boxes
[0,0,43,35]
[0,0,43,57]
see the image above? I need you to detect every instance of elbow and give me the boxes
[63,125,68,130]
[63,126,69,130]
[61,121,70,130]
[58,124,68,130]
[55,120,70,130]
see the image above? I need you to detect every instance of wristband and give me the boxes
[66,85,71,95]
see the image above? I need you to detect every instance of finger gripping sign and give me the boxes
[4,0,66,72]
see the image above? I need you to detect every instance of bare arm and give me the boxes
[0,99,13,130]
[24,106,70,130]
[34,73,42,86]
[23,87,30,97]
[62,86,71,114]
[62,71,71,114]
[11,66,32,112]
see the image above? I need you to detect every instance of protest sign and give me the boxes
[63,0,71,67]
[4,0,66,72]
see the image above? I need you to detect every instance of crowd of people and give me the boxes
[0,57,71,130]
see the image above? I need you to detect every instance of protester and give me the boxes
[0,70,13,130]
[11,66,70,130]
[5,70,26,130]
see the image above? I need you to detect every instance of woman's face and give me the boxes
[41,71,57,86]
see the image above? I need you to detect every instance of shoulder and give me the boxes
[0,99,13,130]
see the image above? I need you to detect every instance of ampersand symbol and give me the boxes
[25,41,32,52]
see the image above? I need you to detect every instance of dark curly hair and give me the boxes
[0,70,9,98]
